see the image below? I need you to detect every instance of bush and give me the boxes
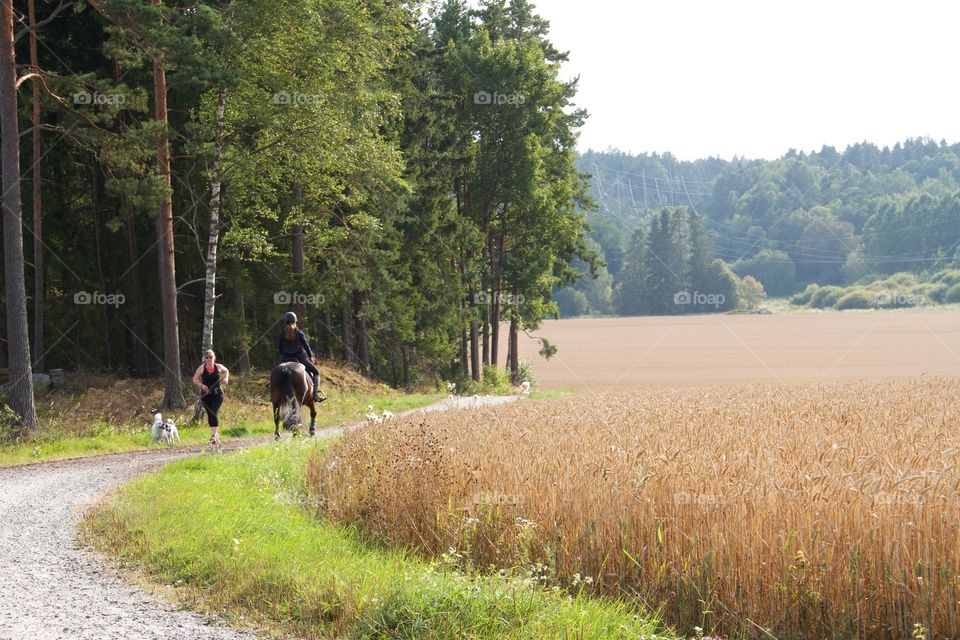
[0,404,21,443]
[809,285,845,309]
[883,272,919,288]
[944,283,960,303]
[927,283,950,303]
[790,283,819,306]
[738,276,766,311]
[933,269,960,286]
[835,289,874,310]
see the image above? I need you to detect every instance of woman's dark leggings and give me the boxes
[201,391,224,427]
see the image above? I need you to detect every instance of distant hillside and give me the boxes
[560,139,960,316]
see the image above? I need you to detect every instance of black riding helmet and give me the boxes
[283,311,297,325]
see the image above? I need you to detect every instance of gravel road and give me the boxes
[0,395,518,640]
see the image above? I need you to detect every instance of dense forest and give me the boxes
[0,0,598,429]
[558,141,960,315]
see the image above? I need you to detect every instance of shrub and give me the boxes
[835,289,874,310]
[738,276,767,311]
[790,283,819,306]
[809,285,845,309]
[933,269,960,286]
[944,283,960,303]
[927,282,950,303]
[883,272,919,288]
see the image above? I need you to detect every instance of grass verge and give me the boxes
[83,438,671,639]
[0,390,443,467]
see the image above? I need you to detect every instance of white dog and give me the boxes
[511,381,531,396]
[151,413,164,442]
[365,405,383,426]
[161,419,180,446]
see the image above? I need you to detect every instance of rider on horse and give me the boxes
[278,311,325,403]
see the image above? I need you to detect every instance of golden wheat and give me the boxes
[308,380,960,639]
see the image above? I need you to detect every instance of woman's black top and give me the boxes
[200,365,222,395]
[278,328,314,358]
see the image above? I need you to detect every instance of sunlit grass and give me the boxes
[0,390,443,467]
[83,439,670,639]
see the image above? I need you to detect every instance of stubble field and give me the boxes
[507,310,960,388]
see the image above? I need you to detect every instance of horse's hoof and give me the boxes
[309,430,315,437]
[274,433,280,441]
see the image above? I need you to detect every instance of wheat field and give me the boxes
[309,379,960,639]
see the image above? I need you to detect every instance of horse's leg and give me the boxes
[273,404,280,440]
[308,399,316,436]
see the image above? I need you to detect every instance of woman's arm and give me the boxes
[298,330,314,359]
[192,366,205,390]
[218,364,230,385]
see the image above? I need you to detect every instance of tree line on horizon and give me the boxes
[0,0,593,433]
[558,140,960,316]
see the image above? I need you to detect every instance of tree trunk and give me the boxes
[233,286,251,372]
[91,166,112,368]
[201,87,226,352]
[491,219,506,367]
[509,310,519,384]
[124,204,149,375]
[292,224,304,273]
[340,302,354,365]
[490,285,501,367]
[152,13,185,409]
[28,0,43,372]
[353,291,369,374]
[459,327,468,378]
[469,320,480,381]
[401,344,410,391]
[481,307,489,366]
[323,310,334,359]
[0,0,37,431]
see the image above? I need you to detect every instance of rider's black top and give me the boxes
[278,328,314,358]
[200,365,222,395]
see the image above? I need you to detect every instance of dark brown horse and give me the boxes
[269,362,316,439]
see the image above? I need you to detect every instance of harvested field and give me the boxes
[311,379,960,639]
[507,310,960,388]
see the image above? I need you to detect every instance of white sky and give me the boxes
[535,0,960,160]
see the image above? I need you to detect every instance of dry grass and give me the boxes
[309,379,960,639]
[24,362,382,440]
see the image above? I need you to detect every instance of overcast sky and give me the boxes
[534,0,960,160]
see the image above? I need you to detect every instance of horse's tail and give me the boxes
[278,366,299,425]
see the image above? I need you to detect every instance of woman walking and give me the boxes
[192,349,230,445]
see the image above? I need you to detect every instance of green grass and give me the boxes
[526,388,574,402]
[0,391,443,467]
[84,439,672,639]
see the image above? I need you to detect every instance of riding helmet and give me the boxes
[284,311,297,325]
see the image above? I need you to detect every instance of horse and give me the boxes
[269,362,316,439]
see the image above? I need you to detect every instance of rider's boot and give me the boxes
[311,373,326,403]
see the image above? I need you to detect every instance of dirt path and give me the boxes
[0,396,516,640]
